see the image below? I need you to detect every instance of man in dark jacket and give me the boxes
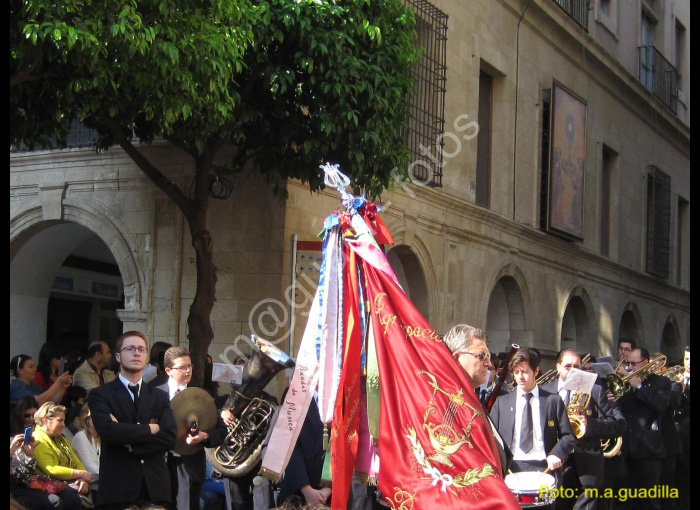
[89,331,177,509]
[541,349,626,510]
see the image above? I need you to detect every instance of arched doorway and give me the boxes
[386,245,430,322]
[11,222,125,359]
[560,288,594,354]
[618,304,643,348]
[486,276,527,352]
[661,316,682,363]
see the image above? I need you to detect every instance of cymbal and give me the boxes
[171,387,218,455]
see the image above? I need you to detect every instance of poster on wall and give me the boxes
[548,82,587,240]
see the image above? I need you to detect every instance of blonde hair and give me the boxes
[77,402,100,446]
[34,401,67,426]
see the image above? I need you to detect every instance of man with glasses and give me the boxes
[443,324,512,475]
[541,350,626,510]
[617,339,636,366]
[157,346,226,510]
[608,347,670,510]
[89,331,177,509]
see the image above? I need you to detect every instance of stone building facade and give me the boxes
[10,0,690,374]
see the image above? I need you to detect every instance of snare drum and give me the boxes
[504,471,556,508]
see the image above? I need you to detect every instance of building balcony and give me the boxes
[639,46,679,114]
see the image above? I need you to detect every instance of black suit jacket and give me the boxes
[89,378,177,506]
[617,373,671,460]
[490,387,575,464]
[541,381,626,487]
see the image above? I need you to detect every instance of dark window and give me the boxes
[600,146,615,257]
[539,89,552,231]
[476,71,493,208]
[402,0,448,187]
[646,166,671,278]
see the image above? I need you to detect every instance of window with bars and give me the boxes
[646,166,671,278]
[402,0,448,187]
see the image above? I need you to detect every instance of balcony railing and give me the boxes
[639,46,679,113]
[552,0,589,31]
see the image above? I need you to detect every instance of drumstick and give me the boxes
[531,467,551,483]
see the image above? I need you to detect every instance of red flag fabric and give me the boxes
[330,247,363,509]
[364,265,520,510]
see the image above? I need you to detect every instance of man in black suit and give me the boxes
[609,347,670,510]
[88,331,177,509]
[490,347,575,476]
[540,349,626,510]
[157,346,227,510]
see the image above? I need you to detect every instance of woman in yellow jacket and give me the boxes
[32,401,93,508]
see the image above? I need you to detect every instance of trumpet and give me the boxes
[606,354,667,398]
[536,354,590,386]
[657,365,684,382]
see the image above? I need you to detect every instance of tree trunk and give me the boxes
[185,163,217,388]
[187,226,217,388]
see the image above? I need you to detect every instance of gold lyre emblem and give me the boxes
[418,371,485,468]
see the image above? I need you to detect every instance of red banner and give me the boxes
[364,265,520,510]
[330,247,363,509]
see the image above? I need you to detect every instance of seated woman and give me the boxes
[32,402,93,500]
[71,403,101,486]
[10,396,38,437]
[10,355,71,408]
[11,428,83,509]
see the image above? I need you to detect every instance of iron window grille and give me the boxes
[402,0,448,188]
[645,166,671,279]
[639,46,679,114]
[552,0,590,31]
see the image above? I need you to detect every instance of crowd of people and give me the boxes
[10,330,689,510]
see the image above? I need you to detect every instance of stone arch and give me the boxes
[383,223,439,325]
[386,243,432,323]
[10,200,147,358]
[559,286,595,354]
[484,264,532,352]
[661,315,682,362]
[618,302,644,348]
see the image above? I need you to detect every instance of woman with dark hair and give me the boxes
[10,396,39,437]
[142,340,172,385]
[34,343,67,392]
[10,355,71,407]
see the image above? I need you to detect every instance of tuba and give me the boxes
[206,336,295,477]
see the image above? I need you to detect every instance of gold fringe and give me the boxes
[258,467,281,484]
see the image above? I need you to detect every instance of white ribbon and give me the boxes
[424,467,454,492]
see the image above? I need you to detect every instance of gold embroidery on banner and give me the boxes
[385,487,416,510]
[373,293,442,343]
[400,371,496,495]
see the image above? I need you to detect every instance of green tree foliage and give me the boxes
[11,0,417,383]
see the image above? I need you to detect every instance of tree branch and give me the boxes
[103,118,193,217]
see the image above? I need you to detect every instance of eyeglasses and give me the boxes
[120,346,148,354]
[561,364,581,369]
[626,359,647,367]
[170,365,193,373]
[461,351,491,362]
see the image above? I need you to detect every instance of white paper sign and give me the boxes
[562,368,597,394]
[212,363,243,385]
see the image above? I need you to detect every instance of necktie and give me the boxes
[564,389,571,407]
[128,383,140,409]
[520,393,534,453]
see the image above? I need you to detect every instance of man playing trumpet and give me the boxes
[607,347,671,510]
[540,350,626,510]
